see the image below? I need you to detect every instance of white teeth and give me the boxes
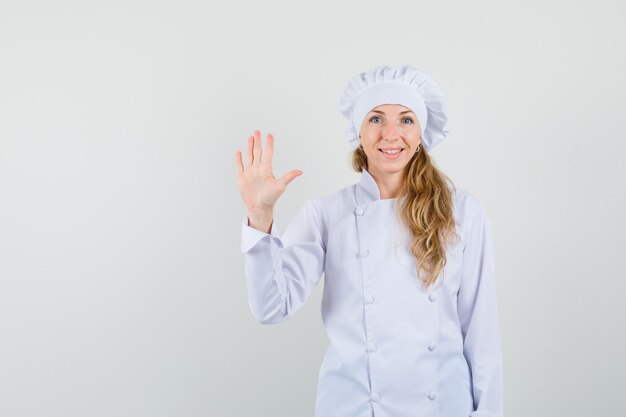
[381,149,402,154]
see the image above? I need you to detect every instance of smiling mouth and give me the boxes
[379,148,404,154]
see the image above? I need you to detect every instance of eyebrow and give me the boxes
[369,110,415,115]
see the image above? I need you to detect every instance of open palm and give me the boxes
[235,130,302,213]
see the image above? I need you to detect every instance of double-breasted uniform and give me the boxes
[240,168,503,417]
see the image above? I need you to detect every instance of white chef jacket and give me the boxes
[240,168,503,417]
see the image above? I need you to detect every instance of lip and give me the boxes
[379,148,404,160]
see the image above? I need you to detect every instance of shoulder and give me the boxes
[301,183,356,236]
[450,186,488,233]
[308,183,354,213]
[452,187,483,216]
[296,185,353,246]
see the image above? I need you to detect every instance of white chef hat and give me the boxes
[339,64,449,152]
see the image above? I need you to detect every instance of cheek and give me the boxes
[360,130,380,146]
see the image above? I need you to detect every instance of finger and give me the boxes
[279,170,303,187]
[245,135,253,167]
[235,150,244,175]
[252,130,262,165]
[262,133,274,168]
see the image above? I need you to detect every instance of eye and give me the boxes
[402,117,414,124]
[369,116,381,123]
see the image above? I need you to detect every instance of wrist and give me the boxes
[247,210,274,233]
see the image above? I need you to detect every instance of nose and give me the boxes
[382,120,401,141]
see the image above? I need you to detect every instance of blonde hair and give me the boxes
[351,145,460,289]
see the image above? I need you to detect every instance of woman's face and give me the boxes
[358,103,422,176]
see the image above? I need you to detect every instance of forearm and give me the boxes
[244,237,291,324]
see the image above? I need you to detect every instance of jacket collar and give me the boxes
[356,168,407,206]
[356,168,381,204]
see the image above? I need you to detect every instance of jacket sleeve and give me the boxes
[457,205,503,417]
[240,199,326,324]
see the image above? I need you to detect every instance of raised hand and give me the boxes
[235,130,303,232]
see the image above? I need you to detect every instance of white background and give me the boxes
[1,0,624,416]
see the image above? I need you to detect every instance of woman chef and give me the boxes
[234,64,503,417]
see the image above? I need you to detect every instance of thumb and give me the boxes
[279,170,303,187]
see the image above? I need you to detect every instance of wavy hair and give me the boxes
[351,146,460,289]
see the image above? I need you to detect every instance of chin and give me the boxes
[371,162,409,175]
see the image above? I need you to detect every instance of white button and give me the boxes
[428,342,438,351]
[428,293,437,302]
[371,392,380,402]
[364,295,375,304]
[360,249,370,257]
[355,207,364,216]
[428,391,438,400]
[367,342,377,352]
